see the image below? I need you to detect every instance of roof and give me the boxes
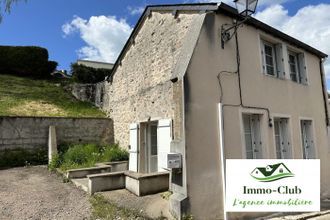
[107,2,328,81]
[77,59,114,66]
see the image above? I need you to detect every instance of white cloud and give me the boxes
[127,6,145,16]
[62,15,132,63]
[255,4,330,78]
[190,0,291,7]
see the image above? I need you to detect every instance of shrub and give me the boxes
[53,143,128,171]
[101,144,129,162]
[71,63,110,83]
[0,46,58,78]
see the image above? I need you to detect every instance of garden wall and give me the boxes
[0,116,114,150]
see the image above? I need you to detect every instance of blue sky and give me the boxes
[0,0,329,85]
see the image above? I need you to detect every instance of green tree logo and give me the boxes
[250,163,294,182]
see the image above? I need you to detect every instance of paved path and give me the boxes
[0,166,91,220]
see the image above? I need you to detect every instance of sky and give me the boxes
[0,0,329,86]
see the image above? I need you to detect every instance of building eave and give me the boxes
[107,2,328,82]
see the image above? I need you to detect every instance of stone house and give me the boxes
[100,2,329,220]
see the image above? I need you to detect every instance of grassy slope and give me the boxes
[0,74,105,117]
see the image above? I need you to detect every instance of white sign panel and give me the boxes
[226,159,320,212]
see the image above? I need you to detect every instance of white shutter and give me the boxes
[129,123,139,172]
[260,41,266,74]
[298,53,307,84]
[306,121,315,159]
[275,44,285,79]
[251,115,262,159]
[157,119,172,172]
[280,119,291,159]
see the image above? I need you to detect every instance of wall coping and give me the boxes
[0,116,109,120]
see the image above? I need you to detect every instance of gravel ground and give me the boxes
[0,166,91,220]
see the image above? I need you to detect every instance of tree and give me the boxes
[0,0,25,22]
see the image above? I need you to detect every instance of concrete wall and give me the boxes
[0,116,114,150]
[184,12,329,219]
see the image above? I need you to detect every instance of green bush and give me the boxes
[71,63,110,83]
[0,46,58,78]
[101,144,129,162]
[0,147,48,168]
[52,143,128,171]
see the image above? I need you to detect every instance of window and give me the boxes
[274,118,291,159]
[243,114,262,159]
[261,40,285,78]
[262,41,276,76]
[288,50,307,84]
[150,124,158,156]
[301,120,315,159]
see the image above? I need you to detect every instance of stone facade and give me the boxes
[0,116,114,150]
[103,11,199,148]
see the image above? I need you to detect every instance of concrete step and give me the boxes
[71,178,89,192]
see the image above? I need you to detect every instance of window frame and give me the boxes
[273,117,292,159]
[288,50,300,83]
[299,119,316,159]
[242,113,263,159]
[262,40,277,77]
[287,46,308,85]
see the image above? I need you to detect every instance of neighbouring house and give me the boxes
[76,59,114,70]
[98,2,329,220]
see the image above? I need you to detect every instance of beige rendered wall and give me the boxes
[184,12,329,219]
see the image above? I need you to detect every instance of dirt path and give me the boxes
[0,166,91,220]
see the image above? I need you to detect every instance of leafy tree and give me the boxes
[0,0,25,22]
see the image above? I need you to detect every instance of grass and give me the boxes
[0,74,105,117]
[90,194,151,220]
[49,143,129,171]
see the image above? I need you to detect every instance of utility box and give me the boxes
[167,153,182,169]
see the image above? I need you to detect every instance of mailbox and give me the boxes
[167,153,182,169]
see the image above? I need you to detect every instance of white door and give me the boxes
[157,119,172,172]
[129,123,139,172]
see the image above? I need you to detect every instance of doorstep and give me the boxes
[125,171,170,196]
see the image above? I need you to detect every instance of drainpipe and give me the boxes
[319,58,329,127]
[218,103,227,220]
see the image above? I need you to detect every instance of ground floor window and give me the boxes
[243,114,262,159]
[301,120,315,159]
[274,118,291,159]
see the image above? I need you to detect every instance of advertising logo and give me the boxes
[250,163,294,182]
[226,159,320,212]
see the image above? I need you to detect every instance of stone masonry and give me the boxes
[102,11,199,148]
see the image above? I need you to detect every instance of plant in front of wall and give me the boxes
[51,143,129,171]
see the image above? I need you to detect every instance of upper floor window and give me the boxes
[261,39,285,79]
[288,50,307,85]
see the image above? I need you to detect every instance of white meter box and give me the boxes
[167,153,182,169]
